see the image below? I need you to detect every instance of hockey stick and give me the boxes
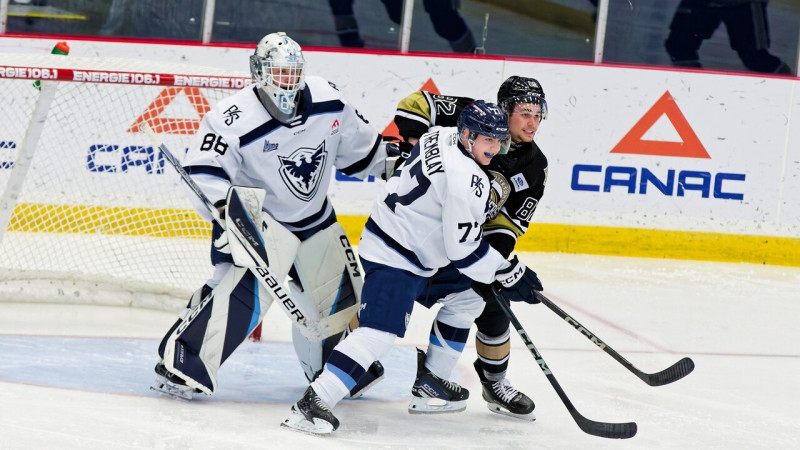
[536,292,695,386]
[492,288,637,439]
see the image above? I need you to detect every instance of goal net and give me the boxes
[0,52,251,310]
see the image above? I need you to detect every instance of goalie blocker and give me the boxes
[155,187,382,397]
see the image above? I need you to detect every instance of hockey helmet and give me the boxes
[457,100,511,155]
[497,76,547,120]
[250,32,306,117]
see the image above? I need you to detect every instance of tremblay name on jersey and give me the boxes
[423,131,444,176]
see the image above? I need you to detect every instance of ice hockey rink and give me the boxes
[1,251,798,450]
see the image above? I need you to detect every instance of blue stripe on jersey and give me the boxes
[325,350,366,391]
[310,99,345,115]
[452,240,490,269]
[184,165,230,181]
[365,217,432,271]
[240,119,283,148]
[283,197,330,229]
[339,134,382,176]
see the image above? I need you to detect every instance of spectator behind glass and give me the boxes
[329,0,476,53]
[664,0,792,74]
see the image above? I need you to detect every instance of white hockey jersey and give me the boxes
[359,127,509,284]
[182,76,387,232]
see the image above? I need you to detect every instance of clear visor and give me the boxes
[508,96,548,121]
[498,136,511,155]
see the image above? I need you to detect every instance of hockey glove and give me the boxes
[382,139,413,180]
[493,255,542,304]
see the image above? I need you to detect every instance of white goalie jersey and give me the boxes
[359,127,508,284]
[182,76,387,231]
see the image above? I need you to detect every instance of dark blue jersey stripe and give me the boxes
[452,240,490,270]
[183,165,230,181]
[339,134,382,176]
[365,217,432,271]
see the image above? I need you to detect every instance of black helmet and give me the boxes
[497,76,547,119]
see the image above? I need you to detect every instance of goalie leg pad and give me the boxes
[161,265,274,394]
[293,221,363,336]
[290,222,368,385]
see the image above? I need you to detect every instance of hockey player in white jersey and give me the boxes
[151,32,391,400]
[282,100,544,435]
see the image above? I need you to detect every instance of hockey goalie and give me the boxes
[150,32,394,400]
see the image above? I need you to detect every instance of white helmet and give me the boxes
[250,32,306,117]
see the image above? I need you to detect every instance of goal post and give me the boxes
[0,52,251,311]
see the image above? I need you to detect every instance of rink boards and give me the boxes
[0,36,798,266]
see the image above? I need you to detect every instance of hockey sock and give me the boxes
[476,329,511,382]
[426,319,470,379]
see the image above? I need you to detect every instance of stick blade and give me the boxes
[645,357,695,386]
[577,417,638,439]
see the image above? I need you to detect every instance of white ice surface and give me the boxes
[1,252,798,449]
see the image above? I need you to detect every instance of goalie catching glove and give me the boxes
[492,255,543,304]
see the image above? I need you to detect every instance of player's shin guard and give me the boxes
[425,318,470,379]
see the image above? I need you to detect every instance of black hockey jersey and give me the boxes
[395,91,548,257]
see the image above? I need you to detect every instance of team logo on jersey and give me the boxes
[278,143,328,201]
[263,140,279,152]
[470,174,485,197]
[486,170,511,219]
[223,104,241,126]
[330,119,340,136]
[510,173,529,191]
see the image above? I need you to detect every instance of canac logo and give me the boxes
[572,91,745,200]
[610,91,709,158]
[330,119,340,136]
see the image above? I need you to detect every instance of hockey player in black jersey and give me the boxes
[393,76,549,421]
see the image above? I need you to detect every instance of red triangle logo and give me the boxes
[610,91,709,158]
[128,87,211,135]
[382,78,441,138]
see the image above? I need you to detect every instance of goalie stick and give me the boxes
[535,292,695,386]
[492,287,637,439]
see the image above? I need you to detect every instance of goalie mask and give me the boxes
[250,32,306,119]
[497,76,548,120]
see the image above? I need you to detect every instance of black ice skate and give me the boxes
[408,348,469,414]
[474,359,535,421]
[282,386,340,435]
[150,361,200,401]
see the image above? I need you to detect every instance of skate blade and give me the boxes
[408,397,467,414]
[486,402,536,421]
[281,410,335,435]
[150,379,194,401]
